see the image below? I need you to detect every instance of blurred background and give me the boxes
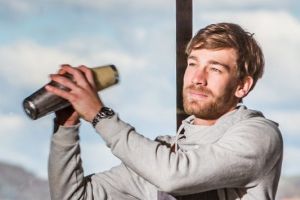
[0,0,299,199]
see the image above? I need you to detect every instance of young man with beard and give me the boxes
[46,23,283,200]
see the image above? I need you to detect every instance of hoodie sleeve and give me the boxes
[95,114,283,195]
[48,122,157,200]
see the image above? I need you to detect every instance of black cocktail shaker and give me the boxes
[23,64,119,120]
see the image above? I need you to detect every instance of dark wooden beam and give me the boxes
[176,0,193,129]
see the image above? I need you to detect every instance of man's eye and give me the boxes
[210,67,222,73]
[188,62,196,67]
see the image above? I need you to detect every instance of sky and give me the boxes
[0,0,299,179]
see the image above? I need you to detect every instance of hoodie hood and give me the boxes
[174,105,276,151]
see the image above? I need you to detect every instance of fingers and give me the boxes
[45,84,75,102]
[46,64,103,122]
[60,65,91,89]
[58,64,71,75]
[78,65,97,90]
[46,64,96,98]
[49,74,78,91]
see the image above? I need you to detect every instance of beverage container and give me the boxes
[23,64,119,120]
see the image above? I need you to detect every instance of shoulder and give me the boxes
[223,115,283,157]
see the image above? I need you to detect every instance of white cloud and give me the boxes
[0,0,173,17]
[0,40,149,89]
[62,0,172,10]
[0,0,33,14]
[194,0,299,10]
[1,0,296,15]
[0,41,81,88]
[0,113,25,135]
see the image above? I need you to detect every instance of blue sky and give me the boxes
[0,0,299,179]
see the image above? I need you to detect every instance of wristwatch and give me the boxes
[92,107,115,127]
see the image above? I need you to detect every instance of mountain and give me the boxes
[0,161,50,200]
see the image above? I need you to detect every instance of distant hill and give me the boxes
[0,161,50,200]
[0,161,299,200]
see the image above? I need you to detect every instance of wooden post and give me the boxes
[176,0,193,129]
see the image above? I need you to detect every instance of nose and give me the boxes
[191,67,207,86]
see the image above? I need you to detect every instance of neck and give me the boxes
[193,106,238,126]
[193,118,217,126]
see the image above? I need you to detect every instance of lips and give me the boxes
[184,86,212,101]
[190,91,208,97]
[188,90,208,100]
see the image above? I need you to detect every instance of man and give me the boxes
[46,23,283,200]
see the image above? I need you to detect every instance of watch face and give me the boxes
[101,107,114,117]
[92,107,115,127]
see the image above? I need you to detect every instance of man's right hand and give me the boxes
[55,105,80,126]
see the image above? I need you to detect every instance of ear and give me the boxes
[235,76,254,99]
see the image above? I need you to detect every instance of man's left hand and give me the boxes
[45,64,103,122]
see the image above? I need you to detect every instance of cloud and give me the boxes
[61,0,172,11]
[1,0,297,16]
[0,0,34,14]
[0,113,25,135]
[0,39,149,89]
[0,0,173,19]
[0,41,81,88]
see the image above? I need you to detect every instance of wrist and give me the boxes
[55,118,80,127]
[91,106,115,128]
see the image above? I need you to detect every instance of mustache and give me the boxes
[184,85,213,96]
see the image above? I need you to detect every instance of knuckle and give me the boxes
[80,65,93,75]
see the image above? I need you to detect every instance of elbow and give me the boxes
[158,183,178,194]
[156,174,186,193]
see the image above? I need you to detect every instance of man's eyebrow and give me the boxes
[187,55,198,61]
[208,60,231,71]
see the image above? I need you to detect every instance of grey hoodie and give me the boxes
[48,106,283,200]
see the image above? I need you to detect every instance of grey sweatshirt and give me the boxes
[48,106,283,200]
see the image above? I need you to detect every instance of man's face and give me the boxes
[183,48,240,121]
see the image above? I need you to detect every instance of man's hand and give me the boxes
[45,64,103,124]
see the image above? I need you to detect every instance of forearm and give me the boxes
[48,123,90,200]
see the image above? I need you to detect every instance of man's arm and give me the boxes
[95,114,283,195]
[48,122,158,200]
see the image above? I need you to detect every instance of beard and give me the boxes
[182,84,238,120]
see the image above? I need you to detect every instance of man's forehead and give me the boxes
[188,48,238,61]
